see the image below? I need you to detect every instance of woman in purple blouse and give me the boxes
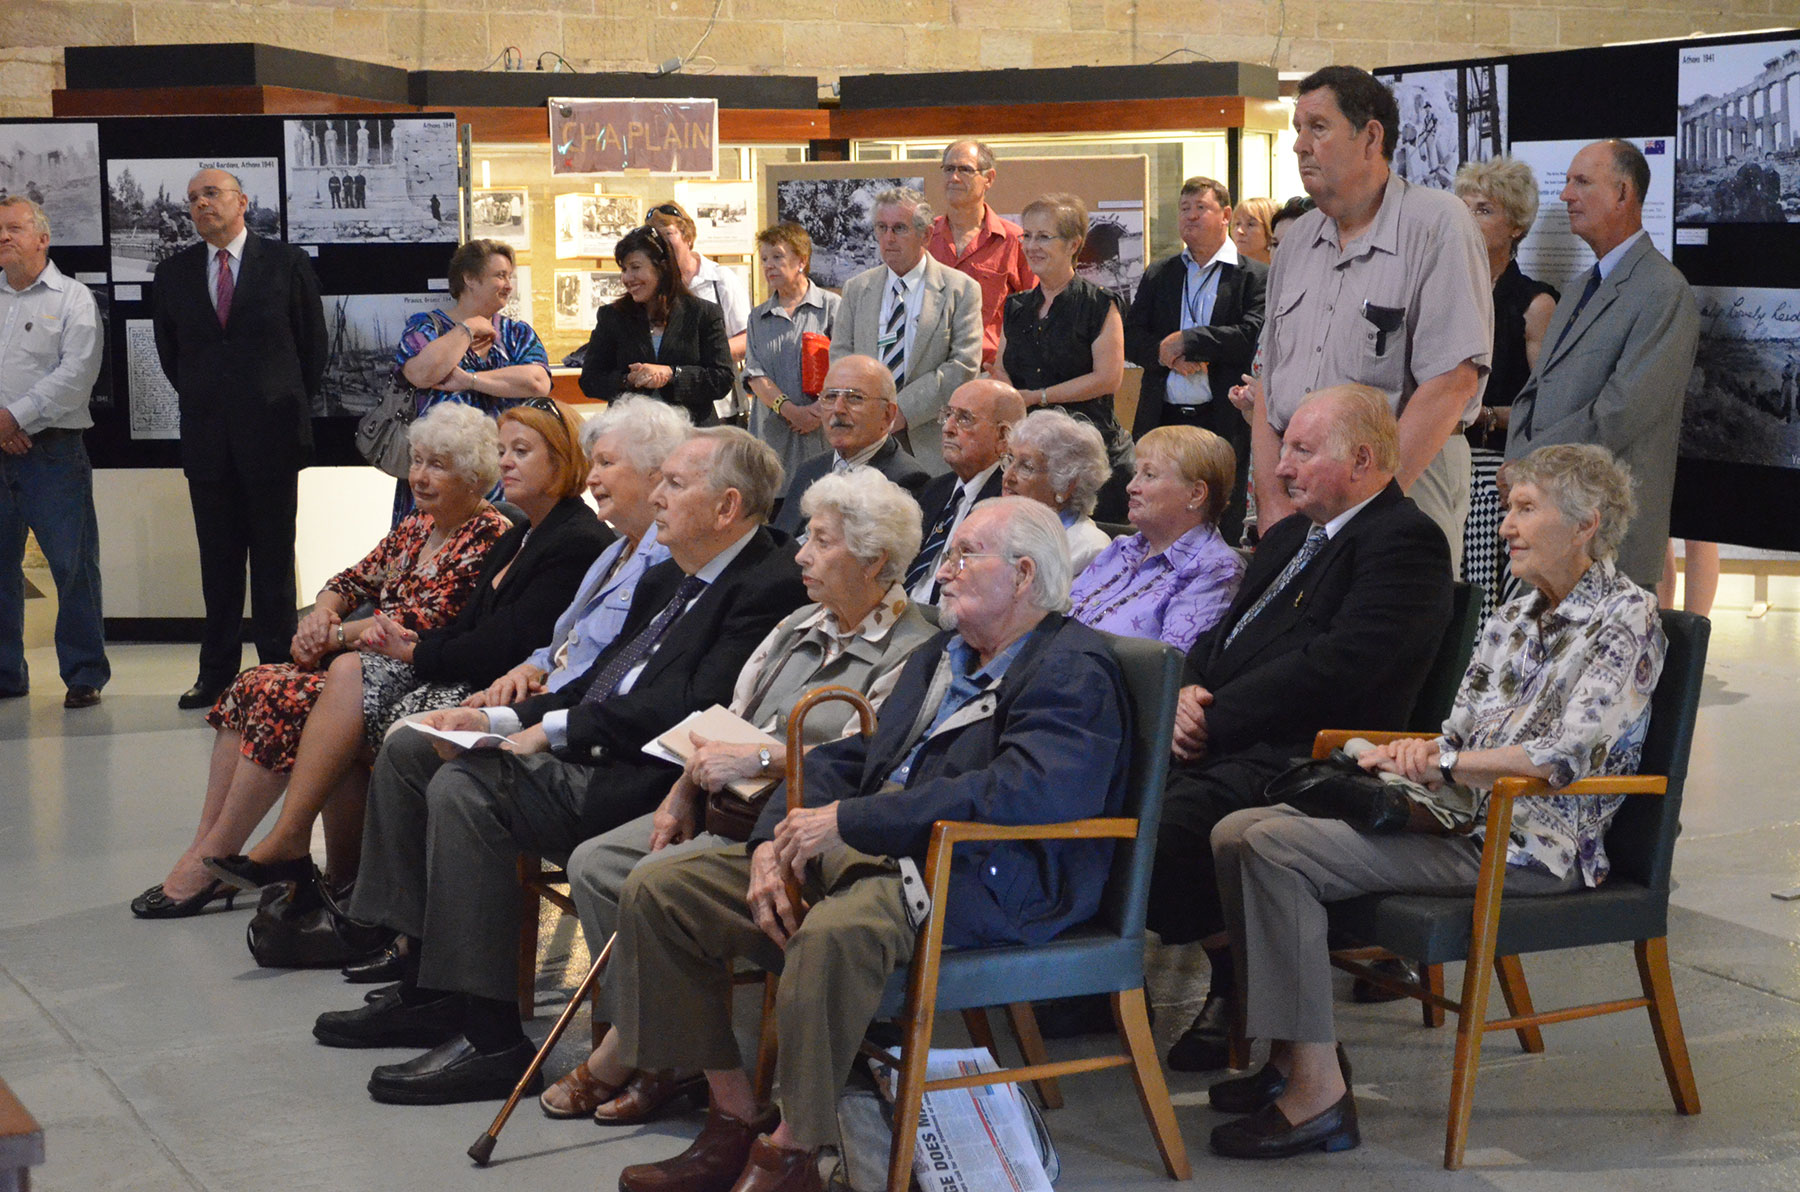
[1068,425,1245,653]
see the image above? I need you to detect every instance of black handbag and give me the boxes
[245,871,391,969]
[1265,750,1417,834]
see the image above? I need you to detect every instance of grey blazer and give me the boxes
[1504,234,1700,588]
[830,256,983,476]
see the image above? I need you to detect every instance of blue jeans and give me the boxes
[0,432,109,692]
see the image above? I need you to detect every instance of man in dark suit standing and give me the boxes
[771,355,929,536]
[1149,384,1452,1072]
[315,427,808,1104]
[904,377,1025,602]
[153,168,327,709]
[1127,176,1267,544]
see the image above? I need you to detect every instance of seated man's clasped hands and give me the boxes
[602,496,1133,1192]
[1207,443,1665,1160]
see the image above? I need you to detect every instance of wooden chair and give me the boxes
[1319,609,1709,1169]
[856,632,1191,1191]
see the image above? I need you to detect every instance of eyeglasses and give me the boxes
[938,547,1017,576]
[187,186,241,205]
[1019,231,1067,247]
[1001,453,1045,479]
[818,387,886,410]
[647,203,683,219]
[518,397,561,416]
[940,163,982,177]
[943,407,989,430]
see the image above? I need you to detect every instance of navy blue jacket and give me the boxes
[753,614,1131,949]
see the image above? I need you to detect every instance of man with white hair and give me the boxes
[0,196,106,708]
[609,495,1133,1192]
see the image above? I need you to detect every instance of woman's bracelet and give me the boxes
[335,623,347,649]
[772,394,788,414]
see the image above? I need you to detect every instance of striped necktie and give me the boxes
[880,279,908,389]
[1222,525,1328,650]
[580,573,706,704]
[905,482,963,595]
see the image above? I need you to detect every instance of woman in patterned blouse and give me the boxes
[1068,424,1245,653]
[1206,443,1666,1161]
[392,239,553,520]
[133,405,511,919]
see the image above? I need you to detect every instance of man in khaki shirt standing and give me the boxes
[1243,65,1492,575]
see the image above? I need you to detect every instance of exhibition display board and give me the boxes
[1378,29,1800,551]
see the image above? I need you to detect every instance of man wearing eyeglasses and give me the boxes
[830,187,982,480]
[927,140,1035,371]
[606,496,1131,1192]
[152,168,328,710]
[770,354,929,536]
[905,378,1027,602]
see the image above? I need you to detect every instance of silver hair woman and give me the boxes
[1454,155,1560,622]
[1001,409,1113,572]
[407,400,503,494]
[1207,441,1666,1159]
[799,467,925,588]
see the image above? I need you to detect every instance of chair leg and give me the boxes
[1444,944,1496,1169]
[885,969,939,1192]
[1113,988,1192,1181]
[1494,954,1544,1053]
[961,1008,998,1055]
[1634,937,1701,1115]
[1421,963,1446,1028]
[1002,1003,1064,1111]
[753,974,780,1104]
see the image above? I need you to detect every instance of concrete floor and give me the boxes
[3,584,1799,1191]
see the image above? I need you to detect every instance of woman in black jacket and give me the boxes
[202,400,611,893]
[578,224,734,425]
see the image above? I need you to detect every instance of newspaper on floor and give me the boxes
[876,1047,1054,1192]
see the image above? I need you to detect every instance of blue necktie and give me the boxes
[1549,269,1601,358]
[580,573,705,704]
[905,485,963,595]
[1222,525,1328,650]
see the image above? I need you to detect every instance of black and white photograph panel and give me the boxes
[674,178,756,257]
[1676,37,1800,223]
[284,116,459,244]
[105,156,281,283]
[1681,286,1800,469]
[554,193,642,259]
[552,269,625,332]
[1379,64,1509,191]
[316,292,441,417]
[772,175,924,291]
[0,121,103,246]
[471,187,531,251]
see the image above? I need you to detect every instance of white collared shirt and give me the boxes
[908,461,1000,602]
[877,254,929,382]
[1322,488,1382,539]
[1,259,102,434]
[205,227,249,313]
[1594,228,1648,282]
[1166,238,1240,406]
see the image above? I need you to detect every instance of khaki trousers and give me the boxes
[613,842,915,1148]
[1408,433,1472,581]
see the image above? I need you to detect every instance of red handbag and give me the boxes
[800,331,831,397]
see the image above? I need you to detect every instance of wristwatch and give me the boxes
[1437,748,1459,786]
[758,746,773,774]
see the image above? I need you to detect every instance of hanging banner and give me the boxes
[548,97,719,177]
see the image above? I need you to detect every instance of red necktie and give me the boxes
[215,248,234,328]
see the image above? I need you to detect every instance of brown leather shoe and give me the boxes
[594,1067,708,1125]
[539,1058,627,1120]
[728,1136,822,1192]
[618,1102,779,1192]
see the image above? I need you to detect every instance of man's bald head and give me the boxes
[940,379,1025,481]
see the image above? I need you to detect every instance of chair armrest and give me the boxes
[1312,729,1436,758]
[917,818,1139,902]
[1494,774,1668,800]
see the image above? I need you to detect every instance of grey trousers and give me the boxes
[613,843,914,1149]
[566,811,729,1019]
[1409,433,1472,581]
[1212,804,1578,1045]
[349,728,594,1004]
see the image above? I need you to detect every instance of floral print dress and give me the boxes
[206,507,510,772]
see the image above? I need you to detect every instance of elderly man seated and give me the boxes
[771,355,930,536]
[312,428,807,1105]
[604,495,1133,1192]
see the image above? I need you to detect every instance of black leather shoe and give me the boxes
[1210,1088,1360,1159]
[178,679,229,710]
[1352,958,1418,1003]
[1209,1045,1352,1115]
[1167,992,1234,1072]
[203,853,316,893]
[63,685,102,709]
[129,880,239,919]
[313,985,462,1049]
[367,1035,540,1105]
[343,939,406,984]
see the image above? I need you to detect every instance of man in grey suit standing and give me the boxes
[1505,139,1700,589]
[830,187,982,477]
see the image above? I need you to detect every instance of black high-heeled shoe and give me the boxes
[130,880,239,919]
[202,853,316,892]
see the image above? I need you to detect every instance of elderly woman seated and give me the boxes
[1068,424,1245,652]
[134,404,513,918]
[536,466,936,1123]
[1207,443,1666,1160]
[197,402,614,902]
[1001,408,1112,571]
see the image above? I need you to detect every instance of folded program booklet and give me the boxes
[642,704,780,800]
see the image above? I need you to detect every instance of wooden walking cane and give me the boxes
[780,686,877,920]
[467,932,615,1167]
